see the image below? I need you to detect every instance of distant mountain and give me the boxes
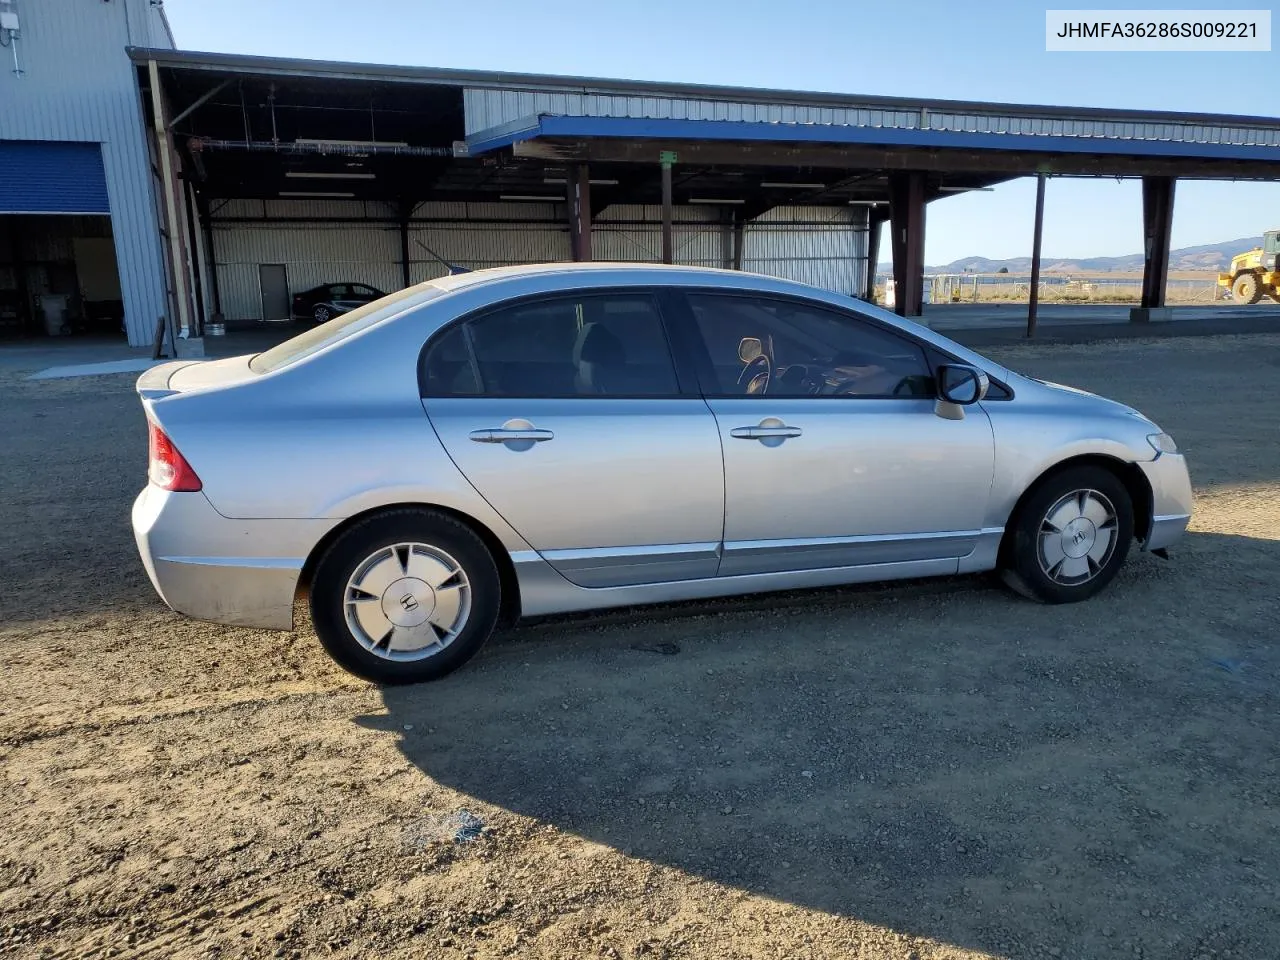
[876,236,1263,275]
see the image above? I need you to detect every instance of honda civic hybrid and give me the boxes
[133,264,1192,684]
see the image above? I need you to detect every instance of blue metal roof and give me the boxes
[0,141,111,215]
[466,114,1280,164]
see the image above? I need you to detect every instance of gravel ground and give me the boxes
[1,334,1278,960]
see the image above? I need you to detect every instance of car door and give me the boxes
[422,290,725,587]
[677,291,996,577]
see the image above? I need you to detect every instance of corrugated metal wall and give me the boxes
[745,206,868,293]
[463,87,1280,148]
[593,204,723,266]
[210,200,868,320]
[211,224,403,318]
[0,0,172,346]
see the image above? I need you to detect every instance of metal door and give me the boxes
[258,263,289,321]
[422,292,725,588]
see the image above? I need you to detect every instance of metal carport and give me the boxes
[131,48,1280,341]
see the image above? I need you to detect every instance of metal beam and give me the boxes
[1026,173,1047,338]
[1140,176,1176,308]
[513,137,1280,180]
[167,78,232,130]
[888,171,926,318]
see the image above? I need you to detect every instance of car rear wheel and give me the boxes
[309,508,502,684]
[1001,465,1134,604]
[313,304,332,323]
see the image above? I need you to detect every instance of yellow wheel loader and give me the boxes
[1219,230,1280,304]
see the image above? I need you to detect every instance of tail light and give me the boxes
[148,421,202,492]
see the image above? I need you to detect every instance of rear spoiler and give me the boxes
[135,360,201,400]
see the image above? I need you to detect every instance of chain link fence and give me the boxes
[874,274,1227,306]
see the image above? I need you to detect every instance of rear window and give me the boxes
[250,285,442,374]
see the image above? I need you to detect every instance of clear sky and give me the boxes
[162,0,1280,266]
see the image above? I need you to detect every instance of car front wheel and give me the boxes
[309,508,502,684]
[1001,465,1134,604]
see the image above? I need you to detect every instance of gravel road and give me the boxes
[1,334,1278,960]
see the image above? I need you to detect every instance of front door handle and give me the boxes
[469,427,555,444]
[730,418,802,441]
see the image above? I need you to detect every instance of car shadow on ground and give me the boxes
[361,532,1280,959]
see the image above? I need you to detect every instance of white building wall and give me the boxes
[0,0,173,346]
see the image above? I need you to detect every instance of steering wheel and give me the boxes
[737,353,771,395]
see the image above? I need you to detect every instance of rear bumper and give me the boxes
[1137,452,1193,552]
[132,485,333,630]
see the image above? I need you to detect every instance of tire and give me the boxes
[1000,465,1134,604]
[313,304,332,324]
[1232,272,1263,305]
[309,508,502,684]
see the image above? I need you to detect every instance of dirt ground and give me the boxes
[2,334,1279,960]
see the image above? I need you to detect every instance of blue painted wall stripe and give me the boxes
[0,141,111,214]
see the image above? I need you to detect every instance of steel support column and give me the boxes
[888,172,926,318]
[1140,176,1176,308]
[1026,173,1047,338]
[569,164,592,261]
[182,182,206,331]
[732,213,746,270]
[864,207,887,301]
[720,209,734,269]
[147,58,195,342]
[660,152,675,264]
[195,193,221,316]
[399,201,412,288]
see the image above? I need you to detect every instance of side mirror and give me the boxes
[738,337,763,363]
[937,364,989,405]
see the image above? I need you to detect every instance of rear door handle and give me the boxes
[469,428,555,443]
[730,424,802,440]
[468,427,552,442]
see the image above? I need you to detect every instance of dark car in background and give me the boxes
[292,283,386,324]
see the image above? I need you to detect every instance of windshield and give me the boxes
[250,284,443,374]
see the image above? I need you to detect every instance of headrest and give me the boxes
[573,322,626,366]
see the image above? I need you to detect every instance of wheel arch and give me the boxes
[296,502,522,627]
[997,454,1153,566]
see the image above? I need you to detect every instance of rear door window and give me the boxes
[422,293,680,398]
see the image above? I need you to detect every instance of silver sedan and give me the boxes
[133,264,1192,684]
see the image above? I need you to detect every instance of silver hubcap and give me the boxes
[344,543,471,661]
[1038,489,1118,585]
